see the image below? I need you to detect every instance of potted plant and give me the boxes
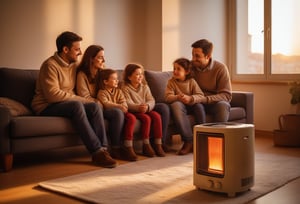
[289,80,300,114]
[273,80,300,147]
[278,81,300,131]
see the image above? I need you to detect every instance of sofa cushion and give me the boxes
[0,97,32,116]
[0,68,39,109]
[144,70,172,103]
[10,116,76,138]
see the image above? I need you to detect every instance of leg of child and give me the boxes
[147,111,166,157]
[122,112,138,161]
[134,113,155,157]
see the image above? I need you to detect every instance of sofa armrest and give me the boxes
[0,105,12,154]
[231,91,254,124]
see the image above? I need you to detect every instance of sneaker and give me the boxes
[153,144,166,157]
[92,149,117,168]
[121,146,138,161]
[178,142,193,155]
[142,143,155,157]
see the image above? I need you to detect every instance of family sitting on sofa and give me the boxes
[30,31,232,169]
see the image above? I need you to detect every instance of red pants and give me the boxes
[134,111,163,139]
[123,112,136,140]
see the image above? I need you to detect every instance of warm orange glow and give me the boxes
[208,137,224,173]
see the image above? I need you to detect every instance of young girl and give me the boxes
[165,58,206,155]
[76,45,125,162]
[96,69,138,161]
[122,63,165,157]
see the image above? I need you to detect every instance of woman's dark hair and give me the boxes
[96,69,117,91]
[56,31,82,53]
[191,39,213,56]
[77,45,104,83]
[123,63,146,84]
[173,58,193,79]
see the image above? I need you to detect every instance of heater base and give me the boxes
[195,183,252,197]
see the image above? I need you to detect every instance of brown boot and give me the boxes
[178,142,193,155]
[92,149,117,168]
[121,146,138,161]
[142,143,155,157]
[153,144,166,157]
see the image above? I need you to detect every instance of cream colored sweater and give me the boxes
[165,77,205,104]
[76,71,98,103]
[97,88,127,110]
[31,53,88,114]
[122,83,155,112]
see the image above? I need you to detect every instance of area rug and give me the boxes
[39,152,300,204]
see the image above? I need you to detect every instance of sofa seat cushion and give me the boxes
[11,116,144,139]
[11,116,76,138]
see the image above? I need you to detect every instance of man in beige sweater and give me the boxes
[31,31,116,168]
[170,39,232,154]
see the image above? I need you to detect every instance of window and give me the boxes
[229,0,300,82]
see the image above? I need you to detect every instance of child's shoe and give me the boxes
[153,144,166,157]
[142,143,155,157]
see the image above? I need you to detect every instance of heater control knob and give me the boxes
[207,180,214,188]
[214,181,222,189]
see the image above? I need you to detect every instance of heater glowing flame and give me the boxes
[208,137,224,173]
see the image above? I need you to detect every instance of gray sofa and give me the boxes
[0,67,254,172]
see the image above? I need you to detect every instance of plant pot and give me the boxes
[279,114,300,131]
[273,129,300,147]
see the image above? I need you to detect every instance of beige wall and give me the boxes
[162,0,227,71]
[232,83,297,131]
[0,0,161,70]
[0,0,293,131]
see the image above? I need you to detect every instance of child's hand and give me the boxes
[138,104,148,113]
[119,104,128,113]
[178,94,192,104]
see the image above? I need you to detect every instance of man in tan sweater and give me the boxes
[171,39,232,154]
[31,31,116,168]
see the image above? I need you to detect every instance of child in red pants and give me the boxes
[121,63,165,157]
[97,69,138,161]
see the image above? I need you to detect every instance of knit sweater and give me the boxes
[122,83,155,112]
[31,52,88,114]
[191,59,232,104]
[165,77,205,105]
[97,88,127,110]
[76,71,98,103]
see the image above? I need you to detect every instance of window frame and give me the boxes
[228,0,300,83]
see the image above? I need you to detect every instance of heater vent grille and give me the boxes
[241,176,254,187]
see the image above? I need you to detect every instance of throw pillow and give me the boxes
[0,97,32,116]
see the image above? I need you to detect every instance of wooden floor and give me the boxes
[1,132,300,204]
